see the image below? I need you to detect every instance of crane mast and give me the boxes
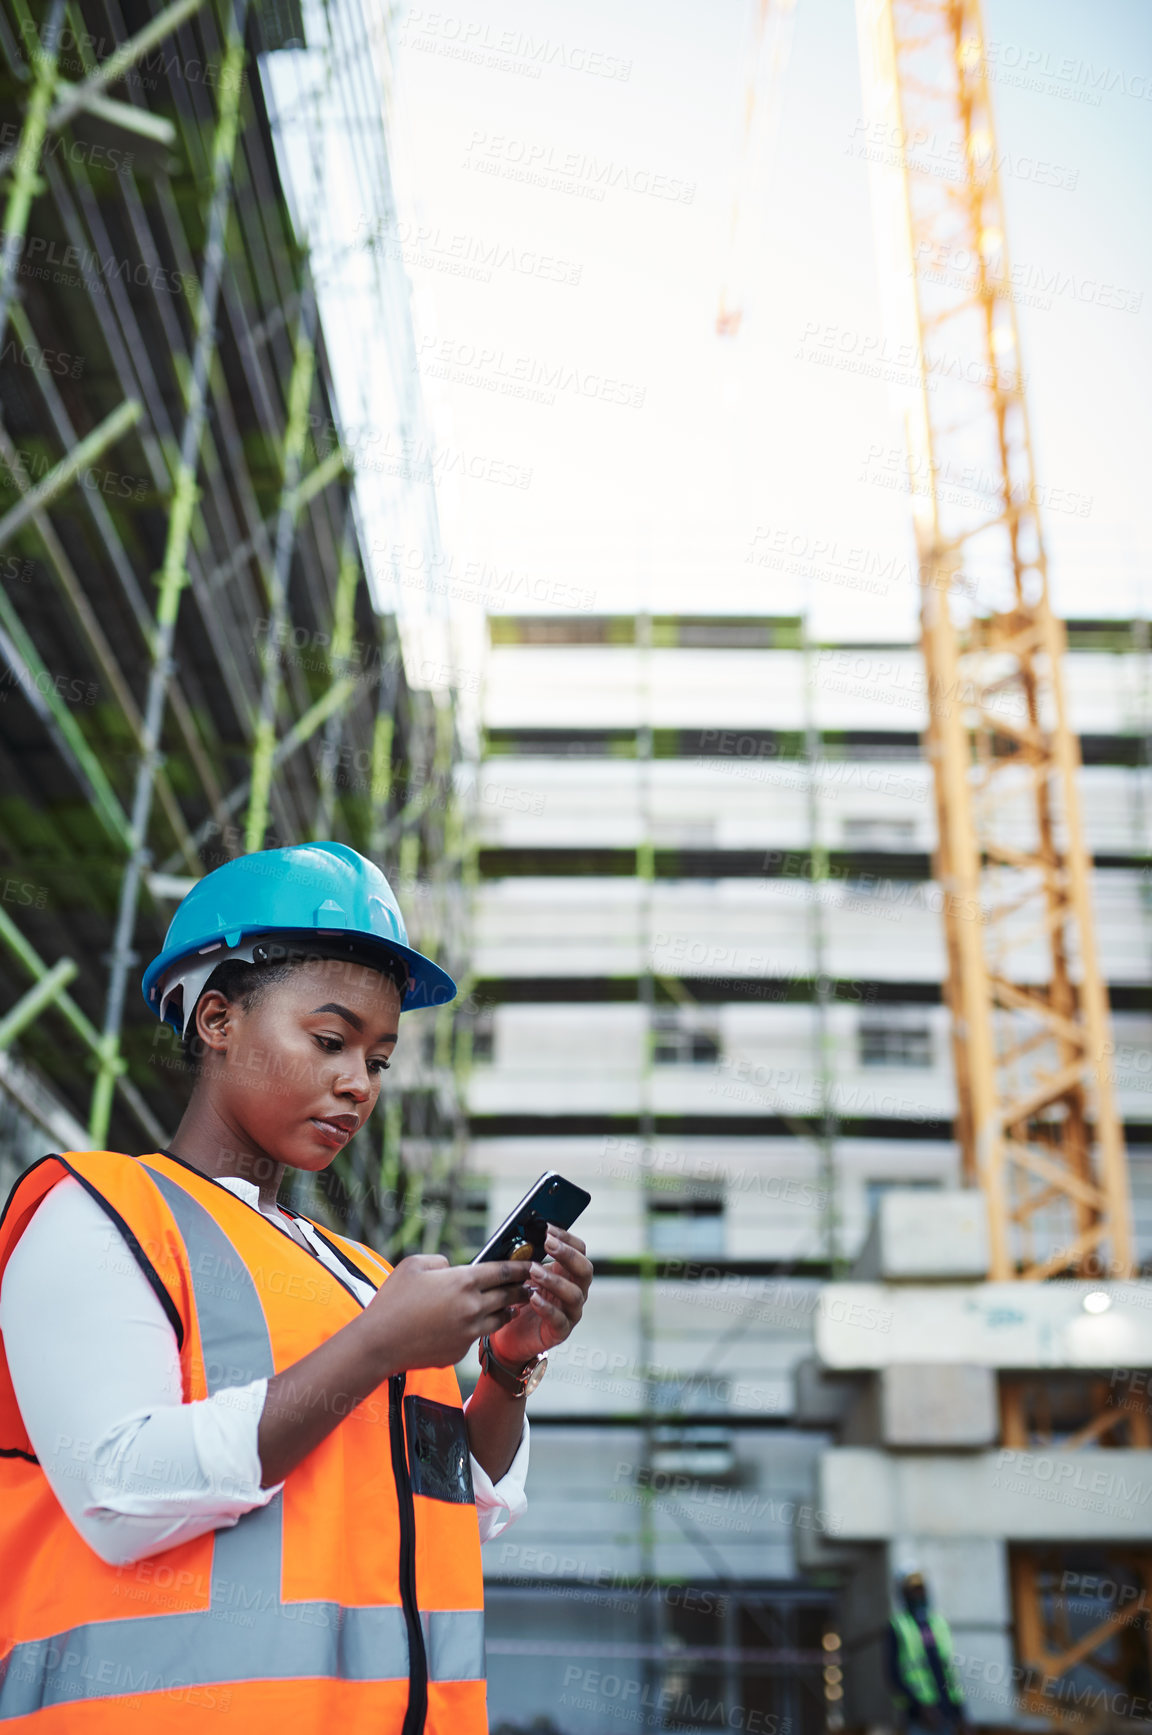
[854,0,1133,1280]
[717,0,796,337]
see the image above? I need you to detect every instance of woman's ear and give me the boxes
[194,988,234,1061]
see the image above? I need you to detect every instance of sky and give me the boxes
[366,0,1152,647]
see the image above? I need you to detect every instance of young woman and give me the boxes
[0,840,593,1732]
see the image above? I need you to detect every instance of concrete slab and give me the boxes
[820,1448,1152,1540]
[815,1280,1152,1369]
[853,1190,989,1281]
[879,1364,998,1447]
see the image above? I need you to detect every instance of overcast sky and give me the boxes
[377,0,1151,647]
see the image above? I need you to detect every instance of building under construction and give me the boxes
[469,608,1152,1732]
[0,1,1150,1733]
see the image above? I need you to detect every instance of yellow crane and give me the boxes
[854,0,1132,1285]
[854,1,1138,1701]
[721,0,1132,1283]
[716,0,1148,1710]
[722,0,1138,1706]
[716,0,797,337]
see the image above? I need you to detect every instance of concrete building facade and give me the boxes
[469,612,1152,1735]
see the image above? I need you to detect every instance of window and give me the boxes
[468,1009,494,1065]
[858,1015,933,1068]
[650,1425,736,1480]
[842,816,917,850]
[652,1010,721,1065]
[650,821,716,847]
[647,1191,725,1256]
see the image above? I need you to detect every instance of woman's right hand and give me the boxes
[358,1255,533,1374]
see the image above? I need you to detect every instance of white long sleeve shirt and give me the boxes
[0,1172,528,1567]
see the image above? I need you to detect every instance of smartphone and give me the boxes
[470,1172,591,1265]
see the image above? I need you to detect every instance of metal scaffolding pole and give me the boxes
[0,0,470,1233]
[0,0,208,184]
[802,605,841,1267]
[0,0,65,346]
[246,278,318,852]
[0,401,141,547]
[4,305,231,848]
[47,127,314,843]
[0,579,131,849]
[90,5,248,1146]
[634,605,661,1708]
[157,672,361,876]
[0,905,165,1145]
[0,412,200,870]
[45,0,208,138]
[0,0,211,336]
[312,509,363,839]
[28,124,274,845]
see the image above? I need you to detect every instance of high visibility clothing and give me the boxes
[891,1608,963,1708]
[0,1150,487,1733]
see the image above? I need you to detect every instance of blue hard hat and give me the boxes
[141,841,457,1034]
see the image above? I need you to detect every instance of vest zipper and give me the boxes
[389,1370,429,1733]
[154,1151,431,1711]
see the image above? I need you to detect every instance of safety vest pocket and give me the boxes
[404,1395,475,1504]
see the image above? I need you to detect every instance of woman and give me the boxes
[0,841,593,1732]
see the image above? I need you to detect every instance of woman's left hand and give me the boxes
[487,1224,593,1370]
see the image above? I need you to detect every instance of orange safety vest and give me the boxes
[0,1149,488,1733]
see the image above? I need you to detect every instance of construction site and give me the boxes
[0,0,1149,1732]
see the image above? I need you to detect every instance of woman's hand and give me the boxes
[358,1255,532,1373]
[258,1256,531,1489]
[486,1224,593,1369]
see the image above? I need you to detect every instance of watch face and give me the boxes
[522,1356,547,1395]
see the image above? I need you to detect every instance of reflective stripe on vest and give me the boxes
[0,1159,484,1720]
[0,1607,485,1718]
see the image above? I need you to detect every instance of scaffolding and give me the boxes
[0,0,472,1254]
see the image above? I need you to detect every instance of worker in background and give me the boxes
[0,841,594,1732]
[887,1569,968,1735]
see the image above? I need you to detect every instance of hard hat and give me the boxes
[141,841,457,1036]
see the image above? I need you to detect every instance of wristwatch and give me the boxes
[479,1334,548,1398]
